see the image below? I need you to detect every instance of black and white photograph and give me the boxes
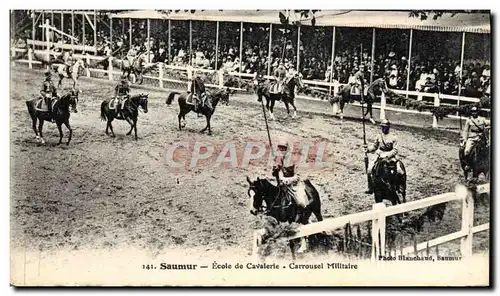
[8,8,492,286]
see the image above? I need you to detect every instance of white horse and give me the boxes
[53,59,87,89]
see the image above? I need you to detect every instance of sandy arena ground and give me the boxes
[10,66,489,258]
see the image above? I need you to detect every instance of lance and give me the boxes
[360,46,368,174]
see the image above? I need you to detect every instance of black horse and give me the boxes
[165,88,230,135]
[459,132,490,181]
[330,84,376,122]
[100,93,149,140]
[246,176,323,259]
[371,158,407,205]
[255,74,304,120]
[26,90,79,145]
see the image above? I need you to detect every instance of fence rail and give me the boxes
[11,47,490,128]
[253,183,489,260]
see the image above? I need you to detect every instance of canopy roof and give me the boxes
[109,10,490,34]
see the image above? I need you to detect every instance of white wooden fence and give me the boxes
[252,183,490,260]
[11,47,490,129]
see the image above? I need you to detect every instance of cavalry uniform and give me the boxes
[63,51,74,77]
[364,119,404,194]
[273,64,287,94]
[462,107,490,169]
[114,76,131,114]
[272,139,308,208]
[187,66,210,112]
[126,47,137,64]
[40,71,58,118]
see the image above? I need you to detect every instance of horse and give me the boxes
[246,176,323,259]
[255,74,304,120]
[330,84,376,121]
[25,90,79,145]
[52,59,88,90]
[371,158,407,206]
[100,93,149,140]
[121,54,150,84]
[165,88,230,135]
[459,131,490,181]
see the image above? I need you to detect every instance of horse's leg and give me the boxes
[38,120,45,144]
[265,96,270,110]
[57,122,63,145]
[339,99,345,120]
[200,114,210,134]
[64,120,73,145]
[289,241,296,260]
[31,113,39,141]
[125,117,134,136]
[269,98,276,120]
[207,115,212,135]
[133,118,138,140]
[108,119,115,137]
[290,98,297,119]
[178,112,184,130]
[284,100,290,117]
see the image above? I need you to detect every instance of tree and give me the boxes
[408,10,489,20]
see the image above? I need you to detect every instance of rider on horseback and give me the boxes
[461,106,490,171]
[63,50,74,77]
[273,62,287,94]
[40,70,58,122]
[364,119,404,194]
[271,138,308,208]
[114,75,131,117]
[187,65,211,112]
[365,77,390,124]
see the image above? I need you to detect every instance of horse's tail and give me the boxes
[166,91,180,105]
[100,101,108,121]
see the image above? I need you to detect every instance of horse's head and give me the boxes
[135,93,149,113]
[220,87,232,105]
[59,90,79,113]
[246,176,265,215]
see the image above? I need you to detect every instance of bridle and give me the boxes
[248,181,285,214]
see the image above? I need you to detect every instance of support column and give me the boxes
[147,19,150,62]
[406,29,413,97]
[71,10,74,50]
[458,32,466,102]
[110,17,113,47]
[189,20,192,66]
[61,12,64,36]
[370,28,376,83]
[32,11,35,42]
[267,23,272,76]
[215,21,219,70]
[328,26,336,96]
[168,19,171,64]
[296,25,301,72]
[239,22,243,74]
[93,10,97,49]
[129,18,132,49]
[82,14,85,49]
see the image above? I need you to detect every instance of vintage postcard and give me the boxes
[9,9,491,286]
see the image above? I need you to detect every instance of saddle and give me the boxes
[35,97,58,112]
[109,96,128,110]
[350,84,361,96]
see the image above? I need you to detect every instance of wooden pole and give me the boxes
[458,185,473,257]
[45,19,50,64]
[110,17,112,47]
[406,29,413,98]
[267,23,272,76]
[328,26,336,96]
[61,12,64,36]
[370,28,376,83]
[41,11,45,42]
[215,21,219,70]
[296,25,300,72]
[239,22,243,73]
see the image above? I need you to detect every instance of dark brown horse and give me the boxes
[459,131,490,182]
[100,93,149,140]
[25,90,79,145]
[165,88,230,135]
[246,176,323,259]
[255,74,304,120]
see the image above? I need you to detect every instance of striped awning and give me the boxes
[109,10,490,34]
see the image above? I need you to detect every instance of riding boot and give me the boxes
[364,174,374,194]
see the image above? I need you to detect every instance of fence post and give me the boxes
[28,48,33,69]
[218,69,224,89]
[108,56,113,81]
[379,92,386,121]
[158,63,164,88]
[432,94,439,129]
[85,54,90,78]
[252,228,267,259]
[371,203,386,261]
[458,185,474,257]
